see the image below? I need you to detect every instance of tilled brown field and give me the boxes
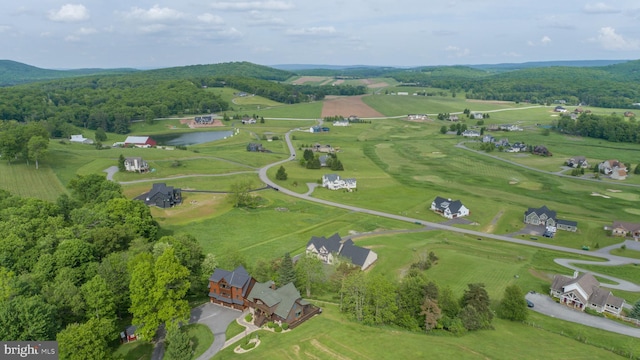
[321,95,384,118]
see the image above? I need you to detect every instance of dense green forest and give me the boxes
[0,60,138,86]
[0,175,212,358]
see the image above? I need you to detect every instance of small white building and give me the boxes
[333,119,350,126]
[430,196,470,219]
[70,134,94,144]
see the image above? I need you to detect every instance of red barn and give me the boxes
[123,136,156,148]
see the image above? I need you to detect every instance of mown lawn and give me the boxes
[112,341,153,360]
[213,305,637,360]
[183,323,214,359]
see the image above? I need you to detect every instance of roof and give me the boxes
[307,233,342,254]
[147,183,176,198]
[209,265,252,292]
[247,281,303,319]
[612,221,640,232]
[124,136,151,144]
[525,205,556,220]
[557,219,578,227]
[323,174,339,182]
[432,196,465,214]
[125,156,144,162]
[338,241,371,267]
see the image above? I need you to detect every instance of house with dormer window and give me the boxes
[430,196,470,219]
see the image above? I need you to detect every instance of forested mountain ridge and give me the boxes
[0,60,138,86]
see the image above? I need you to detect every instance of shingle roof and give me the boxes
[307,234,342,254]
[612,221,640,233]
[323,174,339,182]
[525,205,556,220]
[209,265,252,290]
[557,219,578,227]
[247,281,303,319]
[338,241,371,268]
[124,136,150,144]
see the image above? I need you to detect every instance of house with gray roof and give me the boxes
[136,183,182,208]
[322,174,357,191]
[610,221,640,240]
[246,281,320,328]
[430,196,470,219]
[306,233,378,270]
[124,157,149,172]
[550,271,625,315]
[524,205,577,232]
[208,265,256,310]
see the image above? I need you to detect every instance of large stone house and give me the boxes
[322,174,356,191]
[430,196,470,219]
[246,281,320,328]
[136,183,182,208]
[124,157,149,172]
[306,233,378,270]
[208,266,256,310]
[550,272,625,316]
[523,205,577,232]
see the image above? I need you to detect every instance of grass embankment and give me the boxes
[225,320,246,340]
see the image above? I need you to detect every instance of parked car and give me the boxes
[526,300,534,308]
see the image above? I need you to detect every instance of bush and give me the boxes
[584,307,605,317]
[267,321,275,328]
[241,341,256,350]
[281,323,289,330]
[274,325,282,333]
[245,314,253,322]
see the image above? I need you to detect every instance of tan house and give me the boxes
[306,233,378,270]
[610,221,640,240]
[599,160,627,180]
[550,272,625,315]
[246,281,320,329]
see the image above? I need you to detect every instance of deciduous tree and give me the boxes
[295,254,324,297]
[421,297,441,331]
[498,284,528,321]
[27,135,48,169]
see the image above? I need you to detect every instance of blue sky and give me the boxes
[1,1,639,69]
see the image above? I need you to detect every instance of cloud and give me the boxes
[0,25,11,33]
[218,27,243,38]
[583,2,620,14]
[253,46,273,53]
[502,51,522,58]
[591,26,638,50]
[286,26,337,36]
[65,35,80,42]
[528,36,551,46]
[48,4,89,22]
[249,11,285,26]
[197,13,224,24]
[78,27,97,35]
[432,29,457,37]
[211,1,294,11]
[540,15,576,30]
[444,45,470,57]
[123,5,184,22]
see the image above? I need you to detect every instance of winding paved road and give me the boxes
[257,130,640,293]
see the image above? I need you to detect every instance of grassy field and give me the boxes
[213,305,638,360]
[611,247,640,259]
[183,323,215,359]
[576,263,640,285]
[112,341,153,360]
[0,161,67,201]
[225,319,246,340]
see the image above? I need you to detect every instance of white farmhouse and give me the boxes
[322,174,357,191]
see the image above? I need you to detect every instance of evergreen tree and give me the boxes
[634,164,640,175]
[440,125,447,134]
[165,325,193,360]
[460,283,493,329]
[630,299,640,320]
[275,165,288,180]
[118,154,126,172]
[498,284,528,321]
[278,252,296,286]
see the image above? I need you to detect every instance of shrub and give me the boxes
[241,341,256,350]
[245,314,253,322]
[584,308,604,317]
[281,323,289,330]
[274,325,282,333]
[267,321,275,328]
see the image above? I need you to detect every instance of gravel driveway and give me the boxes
[525,293,640,338]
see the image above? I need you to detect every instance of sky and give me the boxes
[1,1,639,69]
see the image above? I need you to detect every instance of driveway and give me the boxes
[103,166,118,181]
[525,293,640,338]
[190,303,243,360]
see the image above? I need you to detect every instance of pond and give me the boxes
[155,130,234,146]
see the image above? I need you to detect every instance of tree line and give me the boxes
[555,113,640,143]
